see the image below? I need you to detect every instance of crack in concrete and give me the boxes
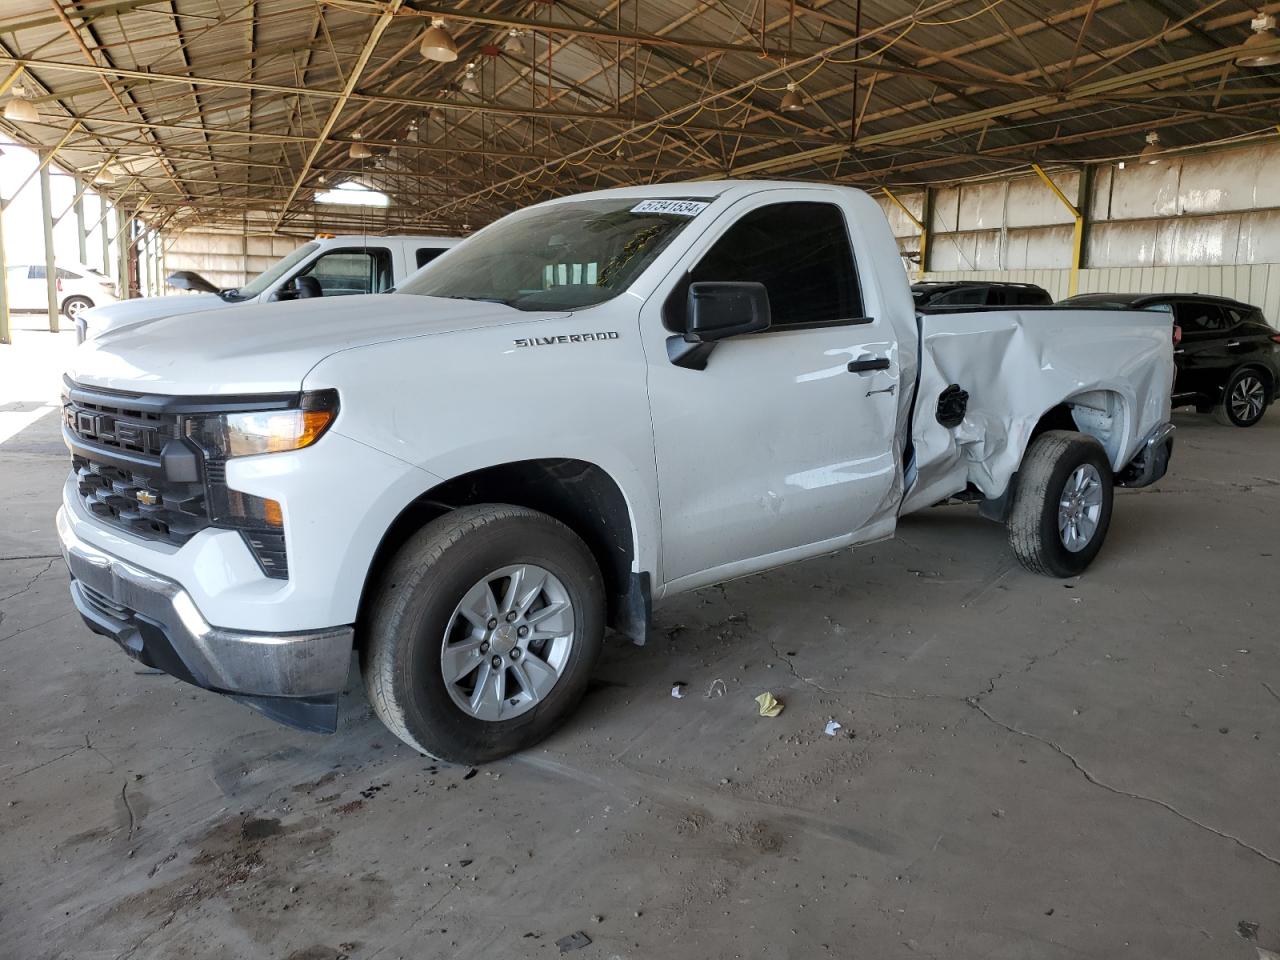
[0,553,60,562]
[966,697,1280,870]
[1262,681,1280,706]
[0,558,56,605]
[767,636,838,695]
[0,609,76,644]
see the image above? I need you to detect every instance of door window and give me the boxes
[55,267,82,280]
[415,247,449,269]
[296,248,393,296]
[1174,302,1227,333]
[672,202,863,330]
[28,265,46,280]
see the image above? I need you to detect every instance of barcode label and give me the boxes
[630,199,709,217]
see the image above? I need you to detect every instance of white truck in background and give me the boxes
[75,234,460,342]
[57,181,1175,764]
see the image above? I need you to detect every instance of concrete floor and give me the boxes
[2,318,1278,960]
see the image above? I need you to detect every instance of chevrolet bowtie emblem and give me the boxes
[136,490,159,506]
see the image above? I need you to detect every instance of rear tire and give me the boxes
[1213,368,1269,427]
[61,295,93,320]
[1007,431,1114,578]
[361,504,605,764]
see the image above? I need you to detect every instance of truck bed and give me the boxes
[900,307,1175,515]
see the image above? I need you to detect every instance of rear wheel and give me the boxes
[1007,431,1114,578]
[1214,368,1269,427]
[61,295,93,319]
[362,504,605,763]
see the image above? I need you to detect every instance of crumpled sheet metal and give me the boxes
[901,308,1174,515]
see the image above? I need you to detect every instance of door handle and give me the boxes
[848,357,890,373]
[1226,340,1242,348]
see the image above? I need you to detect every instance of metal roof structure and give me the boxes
[1,1,1278,236]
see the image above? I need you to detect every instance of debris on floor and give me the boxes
[556,931,592,953]
[755,692,784,717]
[705,678,726,698]
[1238,921,1261,941]
[671,682,686,699]
[824,720,843,736]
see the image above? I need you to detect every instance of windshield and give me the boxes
[399,198,704,310]
[230,242,321,300]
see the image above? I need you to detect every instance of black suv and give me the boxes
[912,281,1054,310]
[1061,293,1280,427]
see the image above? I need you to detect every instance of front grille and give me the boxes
[73,456,210,545]
[64,380,290,579]
[63,394,178,458]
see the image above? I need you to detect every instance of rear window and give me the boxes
[416,247,449,269]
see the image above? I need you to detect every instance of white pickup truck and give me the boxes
[76,233,460,342]
[57,181,1175,763]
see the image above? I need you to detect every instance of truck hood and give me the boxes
[81,293,229,338]
[67,294,559,396]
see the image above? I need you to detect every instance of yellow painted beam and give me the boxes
[1031,163,1084,297]
[882,187,927,280]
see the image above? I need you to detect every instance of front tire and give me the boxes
[361,504,605,764]
[1007,431,1114,578]
[61,295,93,320]
[1214,368,1269,427]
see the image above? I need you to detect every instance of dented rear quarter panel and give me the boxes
[902,307,1174,514]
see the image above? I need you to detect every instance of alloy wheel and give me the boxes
[440,564,575,721]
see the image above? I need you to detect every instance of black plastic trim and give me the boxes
[65,375,301,416]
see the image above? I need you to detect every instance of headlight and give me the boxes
[186,389,338,459]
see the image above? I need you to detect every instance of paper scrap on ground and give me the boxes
[671,682,686,699]
[824,720,842,736]
[755,692,784,717]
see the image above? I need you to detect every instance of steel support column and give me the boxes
[0,200,9,345]
[39,161,60,333]
[1031,163,1085,297]
[74,180,87,265]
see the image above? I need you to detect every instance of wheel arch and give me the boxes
[1031,388,1132,470]
[355,458,648,649]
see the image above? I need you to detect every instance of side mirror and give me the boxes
[668,281,771,369]
[166,270,219,294]
[687,281,771,341]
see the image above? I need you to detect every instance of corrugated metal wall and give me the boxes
[162,228,307,292]
[879,140,1280,319]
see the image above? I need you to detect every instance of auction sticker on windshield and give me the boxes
[630,199,709,216]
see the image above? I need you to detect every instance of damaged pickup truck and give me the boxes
[57,181,1175,763]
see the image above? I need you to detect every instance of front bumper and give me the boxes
[58,507,353,732]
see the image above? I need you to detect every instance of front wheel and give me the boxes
[1214,368,1269,427]
[61,295,93,320]
[1007,430,1114,578]
[361,504,605,764]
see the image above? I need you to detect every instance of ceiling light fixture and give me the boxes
[504,29,528,56]
[1138,131,1162,164]
[349,131,372,160]
[1236,13,1280,67]
[420,18,459,62]
[780,82,804,113]
[3,83,38,124]
[94,167,116,185]
[460,63,480,96]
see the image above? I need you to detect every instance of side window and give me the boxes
[932,286,986,306]
[1174,302,1226,334]
[55,267,82,280]
[28,265,46,280]
[672,201,863,330]
[1143,302,1174,315]
[1018,288,1052,306]
[297,248,393,296]
[415,247,448,269]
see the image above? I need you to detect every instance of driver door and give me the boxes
[642,193,902,591]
